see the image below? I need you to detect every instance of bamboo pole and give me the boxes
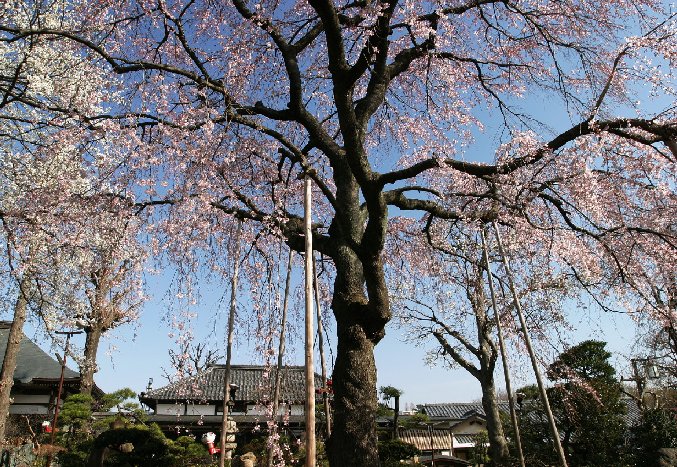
[219,221,242,467]
[304,176,316,466]
[267,248,293,467]
[313,253,331,438]
[480,229,525,467]
[491,221,568,467]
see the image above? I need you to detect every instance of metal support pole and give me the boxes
[492,221,568,467]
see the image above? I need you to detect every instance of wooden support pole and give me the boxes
[480,229,525,467]
[492,221,568,467]
[313,253,331,438]
[267,248,293,467]
[219,221,242,467]
[304,176,316,466]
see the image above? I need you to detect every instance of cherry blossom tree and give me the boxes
[1,1,675,464]
[0,2,137,436]
[53,215,145,396]
[392,221,574,464]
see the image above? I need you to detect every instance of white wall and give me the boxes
[186,404,216,416]
[156,403,184,416]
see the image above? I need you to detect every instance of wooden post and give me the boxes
[267,248,293,467]
[492,221,568,467]
[480,229,525,467]
[219,221,242,467]
[313,253,331,438]
[304,176,316,466]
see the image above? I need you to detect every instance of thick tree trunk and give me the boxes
[479,373,510,464]
[326,316,379,466]
[321,153,389,465]
[472,270,510,465]
[80,327,102,395]
[0,278,30,440]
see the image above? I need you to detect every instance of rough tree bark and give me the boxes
[0,277,30,440]
[325,238,389,466]
[79,326,102,396]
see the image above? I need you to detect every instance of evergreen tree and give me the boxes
[517,341,626,466]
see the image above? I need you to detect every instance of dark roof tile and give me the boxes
[144,365,323,403]
[419,402,509,420]
[0,326,79,383]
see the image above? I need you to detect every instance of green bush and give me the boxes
[90,424,173,465]
[378,439,420,466]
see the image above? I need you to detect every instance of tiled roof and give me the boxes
[143,365,323,403]
[0,324,79,383]
[419,402,509,420]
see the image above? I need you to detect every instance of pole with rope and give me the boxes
[267,248,293,467]
[219,220,242,467]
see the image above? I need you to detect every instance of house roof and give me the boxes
[141,365,324,404]
[419,402,509,420]
[418,454,472,466]
[399,428,454,451]
[0,322,79,383]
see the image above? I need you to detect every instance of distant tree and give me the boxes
[162,341,223,381]
[469,430,491,466]
[399,226,569,465]
[380,386,403,439]
[378,439,420,467]
[508,385,554,466]
[401,412,430,430]
[518,341,626,466]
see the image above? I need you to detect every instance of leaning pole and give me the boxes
[480,229,525,467]
[304,176,316,466]
[492,221,568,467]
